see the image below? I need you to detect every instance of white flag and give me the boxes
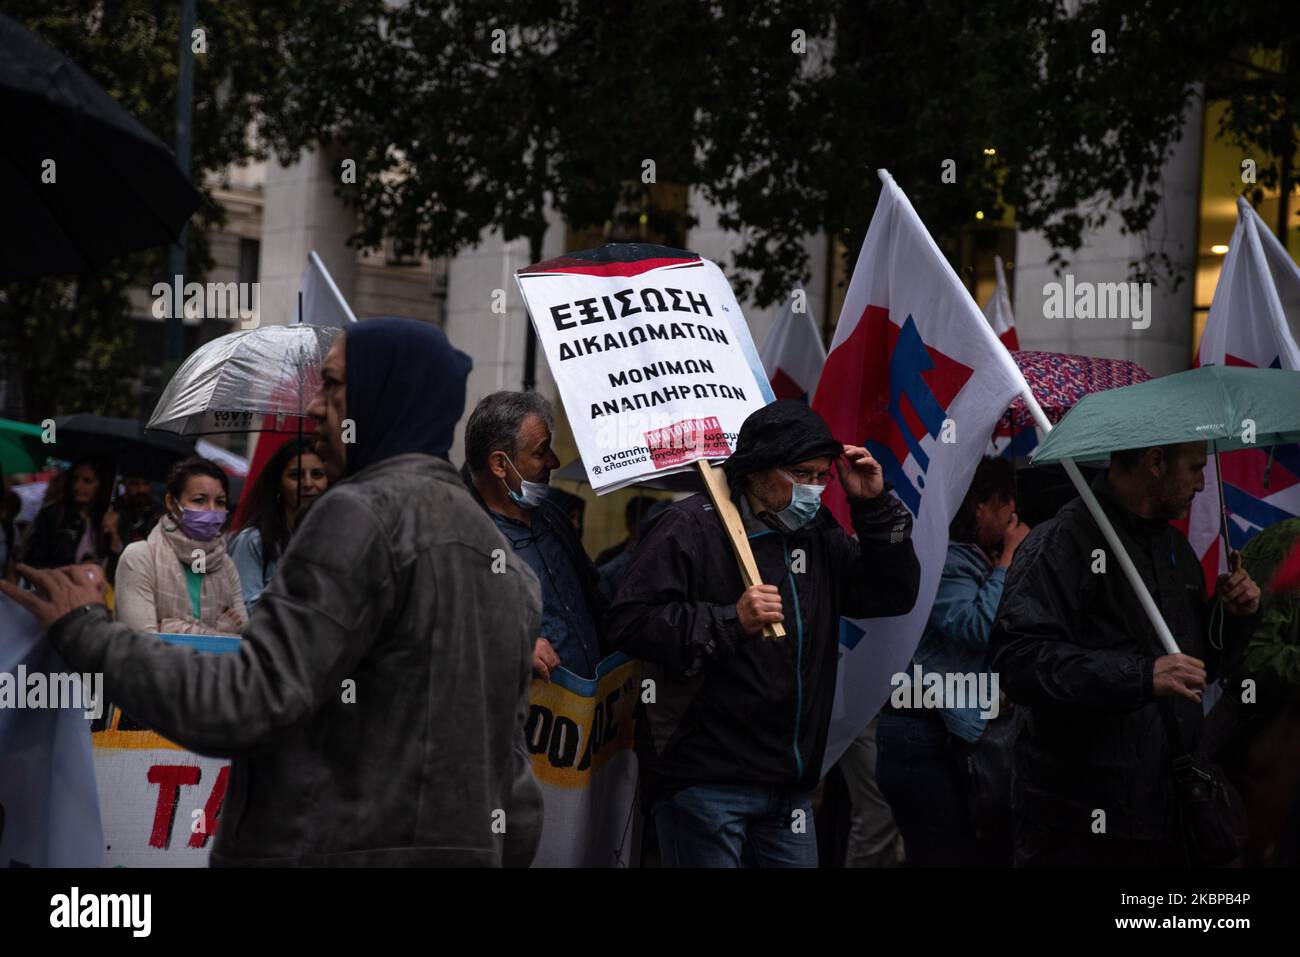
[1182,196,1300,583]
[758,288,826,403]
[982,254,1020,349]
[299,250,357,327]
[812,172,1030,769]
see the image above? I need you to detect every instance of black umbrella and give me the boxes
[0,14,201,281]
[53,414,195,482]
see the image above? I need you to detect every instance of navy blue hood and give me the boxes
[344,317,472,475]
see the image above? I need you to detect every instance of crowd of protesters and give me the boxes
[3,317,1298,868]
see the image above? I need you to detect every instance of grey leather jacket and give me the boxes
[50,453,544,866]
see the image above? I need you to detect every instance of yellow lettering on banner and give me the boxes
[524,658,641,788]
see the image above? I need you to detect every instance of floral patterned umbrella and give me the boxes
[999,350,1153,432]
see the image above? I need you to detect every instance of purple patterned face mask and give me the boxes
[179,507,227,541]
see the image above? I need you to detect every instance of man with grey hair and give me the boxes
[464,390,605,680]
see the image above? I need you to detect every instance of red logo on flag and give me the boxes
[814,305,973,523]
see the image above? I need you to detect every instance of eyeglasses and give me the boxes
[781,468,831,487]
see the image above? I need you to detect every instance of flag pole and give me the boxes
[297,289,304,509]
[309,250,358,324]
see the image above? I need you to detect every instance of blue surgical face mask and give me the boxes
[775,470,824,531]
[504,455,549,510]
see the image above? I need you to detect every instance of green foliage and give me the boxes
[3,0,1296,420]
[0,0,327,419]
[4,263,139,417]
[259,0,1298,306]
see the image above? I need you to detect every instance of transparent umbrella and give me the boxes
[146,325,340,436]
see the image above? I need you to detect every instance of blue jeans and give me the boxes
[877,712,973,866]
[652,783,818,867]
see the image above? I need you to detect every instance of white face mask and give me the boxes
[776,469,825,531]
[504,454,549,509]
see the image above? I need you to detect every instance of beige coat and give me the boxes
[115,520,245,635]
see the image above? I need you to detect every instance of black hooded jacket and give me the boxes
[605,401,921,800]
[990,471,1257,843]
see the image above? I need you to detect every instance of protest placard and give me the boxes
[515,245,774,494]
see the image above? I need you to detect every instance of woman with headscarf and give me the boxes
[20,455,114,568]
[228,437,329,612]
[114,456,245,636]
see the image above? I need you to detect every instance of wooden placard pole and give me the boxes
[696,459,786,641]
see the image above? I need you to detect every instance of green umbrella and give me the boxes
[1031,364,1300,638]
[1031,365,1300,464]
[0,416,47,474]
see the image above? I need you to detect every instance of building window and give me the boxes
[239,238,260,285]
[384,235,420,266]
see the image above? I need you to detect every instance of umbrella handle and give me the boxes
[1212,440,1232,570]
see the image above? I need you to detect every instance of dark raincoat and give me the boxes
[605,401,921,802]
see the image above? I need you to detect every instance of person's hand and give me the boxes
[997,514,1032,568]
[102,509,124,553]
[1215,550,1260,617]
[216,607,245,634]
[0,562,106,631]
[1153,653,1207,704]
[533,637,561,682]
[737,584,783,636]
[835,445,885,500]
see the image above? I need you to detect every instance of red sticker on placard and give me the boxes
[644,416,731,469]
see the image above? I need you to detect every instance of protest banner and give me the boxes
[90,633,236,867]
[526,652,642,867]
[515,245,774,494]
[516,244,784,637]
[92,715,229,867]
[82,633,638,867]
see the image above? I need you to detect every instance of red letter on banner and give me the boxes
[188,766,230,848]
[147,764,201,849]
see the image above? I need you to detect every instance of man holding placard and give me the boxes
[605,400,920,867]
